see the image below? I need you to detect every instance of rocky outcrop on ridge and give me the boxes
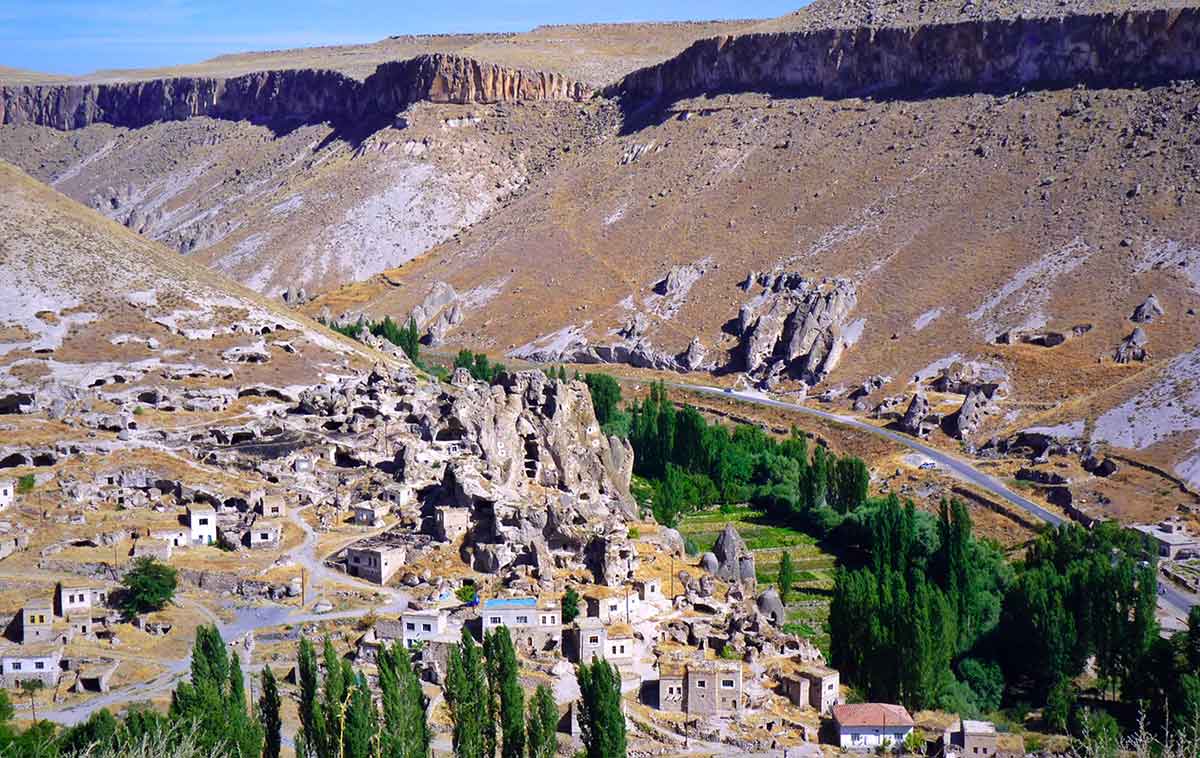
[0,53,591,131]
[1131,294,1164,323]
[612,10,1200,105]
[1114,328,1150,363]
[737,274,858,387]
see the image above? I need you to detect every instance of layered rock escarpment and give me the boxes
[0,53,592,130]
[611,9,1200,104]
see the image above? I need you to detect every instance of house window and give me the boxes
[515,615,528,624]
[199,518,208,525]
[421,624,431,632]
[34,662,43,670]
[721,679,734,689]
[11,663,20,671]
[406,623,416,631]
[490,617,501,625]
[588,636,599,644]
[259,533,268,539]
[696,680,706,688]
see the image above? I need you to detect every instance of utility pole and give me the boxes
[301,567,306,607]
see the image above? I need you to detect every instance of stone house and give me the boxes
[657,658,742,717]
[353,501,390,527]
[780,664,840,715]
[833,703,914,750]
[570,618,636,672]
[345,542,405,585]
[56,582,97,617]
[247,520,282,549]
[1,644,62,687]
[584,586,639,624]
[434,506,470,543]
[634,578,662,603]
[66,612,94,639]
[0,480,12,510]
[257,495,287,519]
[382,484,412,507]
[132,538,173,561]
[943,719,999,757]
[20,599,53,644]
[481,597,562,652]
[186,505,217,545]
[1133,520,1200,560]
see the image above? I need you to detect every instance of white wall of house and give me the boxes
[839,725,913,750]
[187,509,217,545]
[0,481,13,510]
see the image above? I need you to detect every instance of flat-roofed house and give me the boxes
[781,664,841,715]
[400,609,452,648]
[20,599,53,644]
[481,597,562,652]
[0,480,13,511]
[944,719,999,757]
[655,657,742,716]
[434,506,470,543]
[1134,520,1200,560]
[247,520,282,549]
[584,586,638,624]
[353,501,390,527]
[833,703,914,750]
[1,644,62,687]
[257,495,287,519]
[56,582,94,617]
[345,543,405,585]
[187,505,217,545]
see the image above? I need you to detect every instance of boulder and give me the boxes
[1114,328,1150,363]
[699,552,720,575]
[1131,294,1164,323]
[739,275,858,385]
[712,524,756,586]
[756,587,786,626]
[678,337,709,372]
[900,392,931,437]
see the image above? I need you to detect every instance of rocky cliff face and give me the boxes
[612,9,1200,103]
[0,53,591,130]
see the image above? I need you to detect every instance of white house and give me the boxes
[353,501,390,527]
[833,703,914,750]
[57,582,94,616]
[400,609,451,648]
[1,645,62,687]
[0,480,13,511]
[186,505,217,545]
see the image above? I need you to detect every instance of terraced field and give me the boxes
[678,507,838,656]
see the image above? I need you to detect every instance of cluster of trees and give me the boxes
[830,498,1008,712]
[454,350,508,384]
[621,382,869,528]
[583,374,630,438]
[320,315,423,367]
[294,635,427,758]
[831,500,1190,735]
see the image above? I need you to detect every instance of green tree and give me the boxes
[562,587,581,625]
[526,684,558,758]
[259,666,282,758]
[958,658,1004,714]
[484,627,525,758]
[321,639,349,758]
[777,551,796,604]
[1045,678,1076,734]
[343,668,377,758]
[575,658,626,758]
[170,625,262,758]
[378,642,429,758]
[120,556,178,615]
[445,627,487,758]
[297,637,325,758]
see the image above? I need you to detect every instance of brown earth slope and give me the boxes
[0,160,383,406]
[309,76,1200,492]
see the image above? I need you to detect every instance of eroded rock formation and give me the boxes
[1,54,591,131]
[738,274,858,386]
[612,10,1200,104]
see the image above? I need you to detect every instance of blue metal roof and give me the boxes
[482,597,537,609]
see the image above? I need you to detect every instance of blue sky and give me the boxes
[0,0,809,76]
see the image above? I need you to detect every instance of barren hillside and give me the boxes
[0,160,383,410]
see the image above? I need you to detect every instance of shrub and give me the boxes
[16,474,34,494]
[455,585,478,604]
